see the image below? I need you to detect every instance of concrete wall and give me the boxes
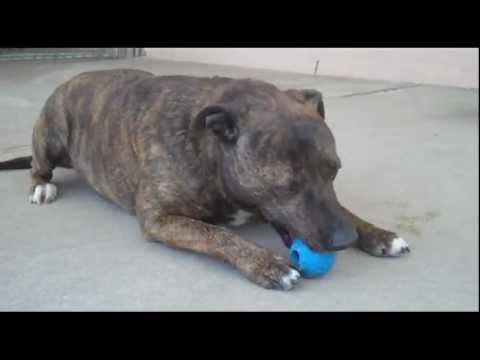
[146,48,479,89]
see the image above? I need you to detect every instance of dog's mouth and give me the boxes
[271,223,294,248]
[271,222,326,253]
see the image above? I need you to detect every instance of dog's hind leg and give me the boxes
[28,108,69,205]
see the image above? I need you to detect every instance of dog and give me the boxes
[0,69,410,290]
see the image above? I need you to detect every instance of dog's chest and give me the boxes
[226,209,255,227]
[201,197,257,227]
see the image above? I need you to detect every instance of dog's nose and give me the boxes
[327,225,358,251]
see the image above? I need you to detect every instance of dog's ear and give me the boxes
[190,104,239,145]
[285,89,325,119]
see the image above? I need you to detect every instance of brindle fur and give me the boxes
[2,69,408,290]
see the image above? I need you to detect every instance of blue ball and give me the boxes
[289,238,337,278]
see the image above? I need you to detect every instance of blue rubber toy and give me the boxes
[289,238,337,278]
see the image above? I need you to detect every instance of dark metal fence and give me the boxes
[0,48,146,61]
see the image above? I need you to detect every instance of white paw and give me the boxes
[280,268,301,290]
[386,237,410,256]
[29,183,57,204]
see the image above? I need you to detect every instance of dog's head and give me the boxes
[191,80,357,252]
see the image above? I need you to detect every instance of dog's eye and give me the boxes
[287,180,301,194]
[276,178,302,196]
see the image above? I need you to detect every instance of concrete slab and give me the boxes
[0,57,478,310]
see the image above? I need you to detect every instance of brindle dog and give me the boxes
[0,69,410,290]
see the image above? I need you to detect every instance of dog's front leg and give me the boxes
[137,211,300,290]
[341,206,410,257]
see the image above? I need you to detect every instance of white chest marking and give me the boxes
[228,210,254,227]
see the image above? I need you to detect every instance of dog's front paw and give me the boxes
[358,229,410,257]
[240,250,301,290]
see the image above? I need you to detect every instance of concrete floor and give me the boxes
[0,57,478,311]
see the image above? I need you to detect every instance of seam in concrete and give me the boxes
[336,84,422,98]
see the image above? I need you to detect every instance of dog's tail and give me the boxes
[0,156,32,170]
